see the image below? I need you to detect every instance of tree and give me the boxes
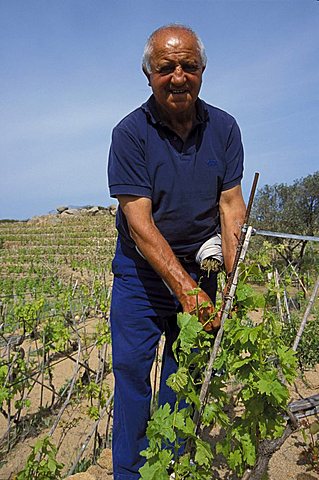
[251,171,319,271]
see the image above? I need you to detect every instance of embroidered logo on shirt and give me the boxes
[206,159,218,167]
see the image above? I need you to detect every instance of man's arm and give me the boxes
[117,195,217,329]
[219,185,246,275]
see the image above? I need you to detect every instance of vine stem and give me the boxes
[0,370,42,444]
[288,261,308,297]
[242,423,294,480]
[283,289,291,323]
[48,342,81,437]
[40,330,45,408]
[93,342,107,461]
[7,343,11,452]
[152,344,160,412]
[292,275,319,352]
[274,269,284,323]
[66,391,114,476]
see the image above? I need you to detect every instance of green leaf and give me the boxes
[173,409,188,432]
[310,421,319,435]
[232,358,252,370]
[166,367,188,393]
[187,287,202,296]
[34,438,44,454]
[194,438,213,466]
[241,433,256,466]
[0,387,9,406]
[228,449,243,470]
[236,284,254,302]
[256,371,288,404]
[146,404,176,444]
[244,396,264,416]
[47,458,57,473]
[139,459,169,479]
[185,388,201,410]
[277,346,297,383]
[202,402,218,425]
[248,326,261,344]
[139,450,172,479]
[233,328,250,345]
[176,313,203,354]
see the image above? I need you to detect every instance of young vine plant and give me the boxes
[139,272,298,479]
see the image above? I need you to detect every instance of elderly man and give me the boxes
[108,24,246,479]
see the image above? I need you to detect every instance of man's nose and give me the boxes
[171,65,186,84]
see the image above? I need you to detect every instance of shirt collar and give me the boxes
[141,95,209,127]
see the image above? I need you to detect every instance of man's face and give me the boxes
[145,29,205,117]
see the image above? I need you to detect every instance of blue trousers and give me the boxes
[110,236,217,480]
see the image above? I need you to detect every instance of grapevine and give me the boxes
[140,271,298,479]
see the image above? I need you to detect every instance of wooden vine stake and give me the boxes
[292,275,319,352]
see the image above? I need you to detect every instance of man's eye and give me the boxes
[158,65,175,74]
[182,64,199,73]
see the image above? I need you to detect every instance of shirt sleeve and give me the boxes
[222,120,244,191]
[108,126,152,198]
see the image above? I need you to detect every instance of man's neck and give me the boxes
[157,105,196,141]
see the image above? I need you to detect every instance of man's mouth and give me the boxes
[170,89,188,94]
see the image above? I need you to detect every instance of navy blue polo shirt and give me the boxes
[108,95,243,256]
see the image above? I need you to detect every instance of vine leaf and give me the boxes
[194,438,213,467]
[166,367,188,393]
[146,404,176,445]
[139,449,172,479]
[176,313,203,354]
[256,371,288,404]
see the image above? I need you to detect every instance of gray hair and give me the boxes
[142,24,207,74]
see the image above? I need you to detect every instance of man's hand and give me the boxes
[197,304,221,332]
[181,289,221,333]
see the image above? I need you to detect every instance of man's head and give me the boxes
[142,25,207,118]
[142,25,207,75]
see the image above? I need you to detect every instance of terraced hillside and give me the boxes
[0,212,117,479]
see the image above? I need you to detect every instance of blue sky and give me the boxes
[1,0,318,219]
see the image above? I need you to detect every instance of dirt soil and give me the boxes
[268,364,319,480]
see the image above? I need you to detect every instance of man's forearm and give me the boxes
[128,221,198,306]
[129,222,218,329]
[219,185,246,274]
[221,226,242,274]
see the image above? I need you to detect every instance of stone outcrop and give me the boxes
[27,205,117,224]
[56,205,68,214]
[56,205,117,217]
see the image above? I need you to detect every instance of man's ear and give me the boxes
[202,65,206,74]
[142,66,151,85]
